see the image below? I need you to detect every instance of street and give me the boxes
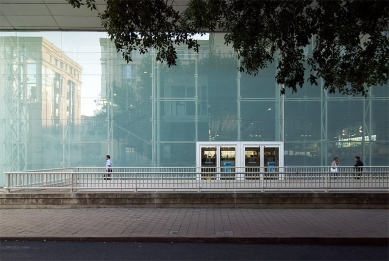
[1,240,387,261]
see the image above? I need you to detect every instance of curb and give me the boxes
[1,236,388,246]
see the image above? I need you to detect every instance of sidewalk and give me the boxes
[1,208,388,245]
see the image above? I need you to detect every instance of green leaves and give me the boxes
[308,0,389,96]
[188,0,388,96]
[67,0,96,10]
[101,0,202,67]
[68,0,389,96]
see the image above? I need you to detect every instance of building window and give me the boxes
[122,64,134,81]
[177,50,185,58]
[201,50,209,59]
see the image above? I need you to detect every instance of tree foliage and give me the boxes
[68,0,389,96]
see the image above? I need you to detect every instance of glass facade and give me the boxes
[0,32,388,186]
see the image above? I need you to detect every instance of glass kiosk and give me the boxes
[197,142,284,180]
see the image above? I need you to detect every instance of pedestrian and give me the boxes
[353,156,364,179]
[331,156,339,178]
[104,154,112,180]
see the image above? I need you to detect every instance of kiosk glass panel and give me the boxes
[201,147,216,179]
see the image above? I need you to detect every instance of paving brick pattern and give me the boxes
[0,209,388,244]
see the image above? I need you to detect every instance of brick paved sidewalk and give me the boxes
[0,209,388,245]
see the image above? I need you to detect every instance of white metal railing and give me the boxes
[3,166,389,193]
[4,168,73,192]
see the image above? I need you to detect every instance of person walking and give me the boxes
[353,156,364,179]
[104,155,112,180]
[331,157,339,179]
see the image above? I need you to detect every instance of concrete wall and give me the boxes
[1,192,387,209]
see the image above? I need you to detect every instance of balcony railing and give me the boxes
[3,166,389,193]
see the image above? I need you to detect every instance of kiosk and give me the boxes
[196,142,284,180]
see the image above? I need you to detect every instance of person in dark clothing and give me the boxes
[353,156,364,179]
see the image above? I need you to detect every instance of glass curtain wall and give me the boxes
[0,32,388,186]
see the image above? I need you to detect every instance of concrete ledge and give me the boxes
[0,192,388,209]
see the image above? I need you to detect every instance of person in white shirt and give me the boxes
[105,155,112,180]
[331,156,339,178]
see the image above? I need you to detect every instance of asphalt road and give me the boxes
[0,240,388,261]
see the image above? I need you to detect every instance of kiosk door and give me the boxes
[201,147,216,179]
[220,147,236,180]
[245,147,260,179]
[264,147,279,178]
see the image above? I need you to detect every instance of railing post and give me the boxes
[4,173,10,193]
[135,172,137,192]
[324,170,328,192]
[198,174,201,193]
[71,172,74,193]
[261,171,264,192]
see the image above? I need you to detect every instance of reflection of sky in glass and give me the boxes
[0,32,209,116]
[0,31,108,116]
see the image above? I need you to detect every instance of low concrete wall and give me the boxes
[0,192,388,209]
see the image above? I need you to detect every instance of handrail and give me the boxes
[3,166,389,193]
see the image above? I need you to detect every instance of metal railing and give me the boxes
[3,166,389,193]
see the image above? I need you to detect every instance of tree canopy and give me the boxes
[68,0,389,96]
